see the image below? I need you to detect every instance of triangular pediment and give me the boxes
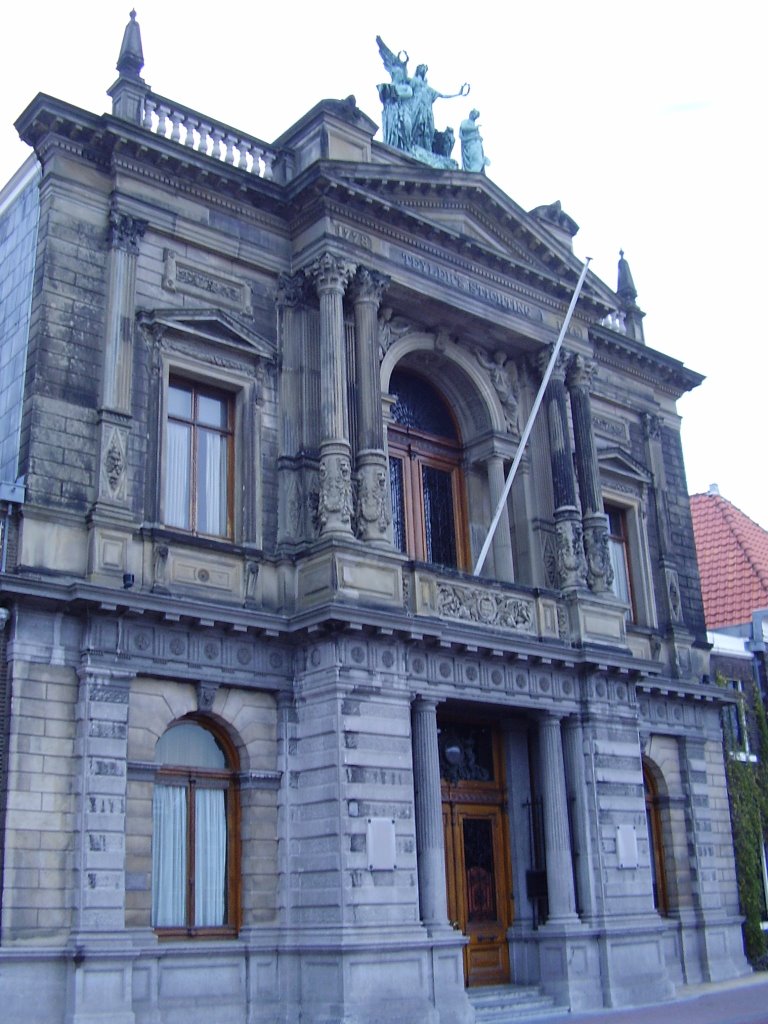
[598,447,651,485]
[137,308,274,361]
[311,162,619,320]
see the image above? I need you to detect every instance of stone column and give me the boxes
[485,454,515,581]
[538,713,578,923]
[540,349,586,591]
[567,354,613,594]
[350,267,392,545]
[93,208,147,515]
[561,714,597,919]
[311,253,356,537]
[412,697,449,931]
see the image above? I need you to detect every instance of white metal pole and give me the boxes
[472,257,592,577]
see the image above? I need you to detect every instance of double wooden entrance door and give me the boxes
[440,726,512,987]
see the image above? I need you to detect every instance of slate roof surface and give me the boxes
[690,492,768,630]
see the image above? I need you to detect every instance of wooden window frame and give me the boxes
[388,424,469,570]
[605,502,637,621]
[153,720,240,939]
[165,377,235,539]
[643,762,669,917]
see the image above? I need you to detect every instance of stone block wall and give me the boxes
[1,660,77,941]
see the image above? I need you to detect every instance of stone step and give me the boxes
[467,984,567,1022]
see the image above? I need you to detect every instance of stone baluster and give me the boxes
[211,127,225,161]
[311,253,356,537]
[170,109,184,142]
[485,453,515,581]
[567,354,613,594]
[540,348,586,591]
[350,267,392,545]
[142,97,155,131]
[183,115,198,147]
[156,104,170,138]
[538,713,579,923]
[224,134,237,165]
[198,121,212,156]
[263,151,275,180]
[412,697,450,930]
[238,140,252,171]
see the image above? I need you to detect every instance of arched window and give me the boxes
[643,761,669,916]
[152,720,238,935]
[387,369,468,569]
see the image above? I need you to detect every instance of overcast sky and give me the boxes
[3,2,765,526]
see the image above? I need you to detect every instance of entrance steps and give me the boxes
[467,984,567,1022]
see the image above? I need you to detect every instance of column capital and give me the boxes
[538,345,570,384]
[349,266,390,306]
[642,411,663,440]
[566,352,597,392]
[310,252,356,294]
[108,206,147,255]
[276,270,308,308]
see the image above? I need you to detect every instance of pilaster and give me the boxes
[90,206,147,532]
[485,454,515,582]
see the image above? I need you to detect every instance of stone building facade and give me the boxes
[0,15,750,1024]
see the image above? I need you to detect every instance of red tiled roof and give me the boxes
[690,492,768,630]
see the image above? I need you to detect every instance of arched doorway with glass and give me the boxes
[387,368,470,570]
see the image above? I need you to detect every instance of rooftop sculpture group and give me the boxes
[376,36,489,173]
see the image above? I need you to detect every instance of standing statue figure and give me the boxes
[410,64,470,153]
[376,38,413,151]
[376,37,469,163]
[460,109,490,173]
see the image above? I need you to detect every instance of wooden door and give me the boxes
[444,801,511,986]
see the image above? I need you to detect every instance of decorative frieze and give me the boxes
[434,580,535,632]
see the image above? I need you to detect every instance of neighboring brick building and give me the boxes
[0,14,750,1024]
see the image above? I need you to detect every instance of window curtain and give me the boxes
[166,422,191,529]
[198,429,227,536]
[195,787,226,926]
[152,784,187,927]
[608,539,631,605]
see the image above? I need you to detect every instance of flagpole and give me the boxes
[472,257,592,577]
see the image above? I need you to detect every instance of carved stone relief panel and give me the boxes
[162,249,253,316]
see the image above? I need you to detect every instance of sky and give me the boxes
[2,2,766,527]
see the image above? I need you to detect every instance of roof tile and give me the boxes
[690,492,768,630]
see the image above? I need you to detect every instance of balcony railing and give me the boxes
[139,91,277,180]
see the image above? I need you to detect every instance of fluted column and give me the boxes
[538,713,578,923]
[311,253,356,537]
[540,349,586,591]
[412,697,449,930]
[567,354,613,593]
[485,454,515,581]
[350,267,392,545]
